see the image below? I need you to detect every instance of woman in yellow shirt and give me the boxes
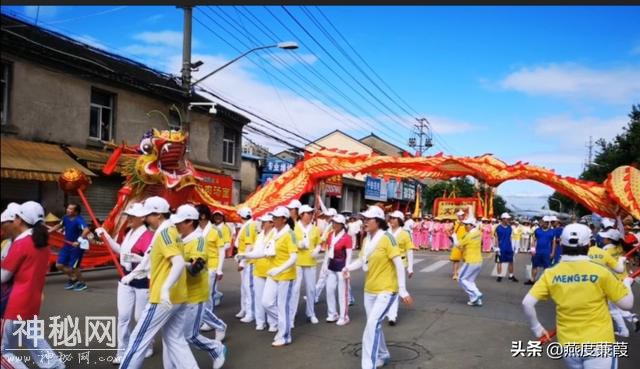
[343,206,413,369]
[456,218,484,306]
[291,205,322,325]
[238,206,297,347]
[386,211,415,325]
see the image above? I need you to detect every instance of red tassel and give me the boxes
[103,145,123,175]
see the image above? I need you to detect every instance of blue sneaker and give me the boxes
[72,282,87,291]
[64,280,77,290]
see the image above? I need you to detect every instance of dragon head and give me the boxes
[134,128,199,190]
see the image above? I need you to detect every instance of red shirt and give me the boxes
[327,232,352,272]
[2,230,50,320]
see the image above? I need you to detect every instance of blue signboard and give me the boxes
[264,158,294,174]
[365,176,387,201]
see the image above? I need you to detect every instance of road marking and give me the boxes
[412,258,425,265]
[419,260,449,273]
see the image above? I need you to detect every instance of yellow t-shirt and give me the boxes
[216,222,232,246]
[205,226,225,270]
[604,244,626,281]
[512,226,522,241]
[183,236,209,304]
[149,225,188,304]
[269,230,298,281]
[453,221,467,245]
[588,246,618,271]
[254,230,275,278]
[237,221,258,265]
[294,223,321,267]
[361,232,401,294]
[529,259,629,344]
[392,228,414,267]
[460,228,482,264]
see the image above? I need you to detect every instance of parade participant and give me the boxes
[403,213,415,232]
[457,217,484,306]
[520,219,533,253]
[286,199,302,224]
[248,214,278,331]
[450,210,467,280]
[443,218,453,251]
[213,210,232,314]
[171,204,226,369]
[196,205,228,342]
[291,205,321,325]
[197,205,223,307]
[119,196,196,369]
[322,214,352,325]
[522,223,634,369]
[1,201,66,369]
[235,207,259,324]
[342,205,413,369]
[432,217,444,251]
[511,220,522,255]
[524,216,555,285]
[95,203,154,364]
[481,218,493,253]
[495,213,518,282]
[50,203,91,291]
[386,211,415,325]
[314,207,338,304]
[422,215,433,250]
[1,203,20,260]
[550,216,564,265]
[347,212,363,249]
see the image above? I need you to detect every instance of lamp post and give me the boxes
[549,197,563,213]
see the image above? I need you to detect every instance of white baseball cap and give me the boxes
[462,217,477,225]
[542,216,552,222]
[269,206,290,218]
[286,199,302,209]
[598,229,622,242]
[142,196,170,215]
[323,208,337,217]
[560,223,592,247]
[500,212,511,219]
[1,202,20,223]
[601,218,615,229]
[258,214,273,222]
[170,204,199,224]
[124,202,147,218]
[456,210,465,216]
[389,210,405,220]
[299,205,314,214]
[237,207,252,219]
[332,214,347,225]
[361,205,385,220]
[549,215,559,222]
[17,201,45,225]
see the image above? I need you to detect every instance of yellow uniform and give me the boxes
[588,246,619,271]
[459,228,482,264]
[269,230,298,281]
[294,223,321,267]
[237,221,258,265]
[529,260,629,344]
[604,244,626,281]
[149,225,188,304]
[393,228,414,268]
[450,221,467,261]
[205,227,225,270]
[183,236,209,304]
[254,230,275,278]
[512,226,522,241]
[361,232,401,294]
[216,223,232,246]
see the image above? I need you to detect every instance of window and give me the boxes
[222,127,237,165]
[1,61,10,125]
[89,88,115,141]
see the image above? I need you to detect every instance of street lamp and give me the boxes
[191,41,299,87]
[549,197,563,213]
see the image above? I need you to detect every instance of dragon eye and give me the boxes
[140,138,153,154]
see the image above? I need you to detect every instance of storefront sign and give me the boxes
[324,175,343,197]
[197,171,234,205]
[432,197,483,219]
[365,176,387,201]
[265,158,294,174]
[402,182,416,201]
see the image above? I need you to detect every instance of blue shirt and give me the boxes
[495,224,512,251]
[62,215,87,243]
[553,227,564,261]
[534,227,555,254]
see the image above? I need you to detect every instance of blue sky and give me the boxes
[2,5,639,210]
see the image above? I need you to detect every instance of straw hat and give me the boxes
[44,212,60,223]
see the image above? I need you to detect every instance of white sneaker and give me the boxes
[268,326,278,332]
[213,346,227,369]
[256,324,266,331]
[235,310,246,319]
[326,315,339,323]
[200,323,214,332]
[240,316,254,323]
[336,318,350,326]
[310,316,319,324]
[111,356,121,365]
[144,347,153,358]
[215,329,226,341]
[272,339,287,347]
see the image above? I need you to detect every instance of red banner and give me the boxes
[433,197,483,219]
[197,170,234,205]
[325,175,343,197]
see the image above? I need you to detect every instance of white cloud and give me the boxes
[533,114,627,147]
[141,14,165,25]
[122,44,167,58]
[263,52,318,69]
[427,115,483,135]
[499,63,640,104]
[132,31,185,48]
[23,6,59,20]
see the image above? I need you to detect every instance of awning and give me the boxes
[1,138,95,181]
[66,146,135,173]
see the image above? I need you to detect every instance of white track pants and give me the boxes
[183,303,224,362]
[253,276,277,329]
[290,266,317,321]
[240,264,256,320]
[1,319,65,369]
[325,271,349,321]
[458,263,483,302]
[119,303,197,369]
[202,272,227,332]
[563,355,617,369]
[314,268,328,303]
[116,282,150,355]
[609,301,629,337]
[262,278,294,344]
[362,293,397,369]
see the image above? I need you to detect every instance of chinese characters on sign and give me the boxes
[364,176,387,202]
[324,175,343,197]
[197,171,234,205]
[261,157,295,184]
[433,197,482,219]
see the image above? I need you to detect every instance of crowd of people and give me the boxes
[1,196,639,369]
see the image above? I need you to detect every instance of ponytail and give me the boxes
[32,221,49,248]
[286,217,295,229]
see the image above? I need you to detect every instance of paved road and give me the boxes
[11,250,640,368]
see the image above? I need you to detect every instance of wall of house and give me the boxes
[240,158,259,201]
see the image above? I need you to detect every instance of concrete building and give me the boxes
[0,14,250,217]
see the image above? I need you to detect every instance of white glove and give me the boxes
[531,323,546,338]
[620,256,627,264]
[623,277,634,288]
[311,248,320,258]
[78,237,90,250]
[128,253,143,263]
[95,227,107,237]
[267,267,281,277]
[159,287,172,309]
[120,273,135,285]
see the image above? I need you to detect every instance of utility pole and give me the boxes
[408,118,433,156]
[180,6,193,137]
